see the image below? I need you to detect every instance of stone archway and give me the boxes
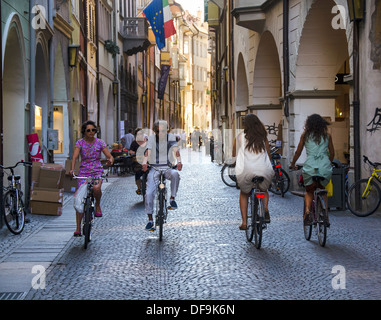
[3,16,27,169]
[252,31,282,142]
[35,39,49,161]
[235,53,249,130]
[292,0,350,163]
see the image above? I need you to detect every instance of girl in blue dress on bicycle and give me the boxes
[289,114,335,226]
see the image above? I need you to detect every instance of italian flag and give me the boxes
[143,0,177,50]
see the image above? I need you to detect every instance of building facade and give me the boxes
[207,0,381,191]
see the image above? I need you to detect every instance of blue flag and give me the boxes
[143,0,166,50]
[158,64,171,99]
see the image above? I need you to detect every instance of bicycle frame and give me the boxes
[148,165,176,240]
[362,169,381,198]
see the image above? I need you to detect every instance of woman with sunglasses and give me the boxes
[70,120,114,237]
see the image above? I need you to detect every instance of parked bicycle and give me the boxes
[293,166,329,247]
[346,155,381,217]
[147,165,176,241]
[268,146,290,197]
[1,161,32,235]
[245,176,269,249]
[221,162,236,187]
[73,173,107,249]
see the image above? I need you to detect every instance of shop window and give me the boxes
[53,106,64,154]
[35,105,43,145]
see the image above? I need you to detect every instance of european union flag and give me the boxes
[143,0,166,50]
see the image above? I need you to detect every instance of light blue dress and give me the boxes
[302,136,332,187]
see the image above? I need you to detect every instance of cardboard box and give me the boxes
[30,201,62,216]
[30,187,64,203]
[38,165,65,189]
[64,159,80,176]
[63,175,78,193]
[32,162,42,185]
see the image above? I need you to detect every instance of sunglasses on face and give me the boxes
[86,128,97,133]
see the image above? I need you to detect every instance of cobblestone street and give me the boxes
[7,148,380,301]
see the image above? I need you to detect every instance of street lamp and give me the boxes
[68,44,80,68]
[346,0,365,21]
[113,81,119,96]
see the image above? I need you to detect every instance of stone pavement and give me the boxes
[1,147,381,300]
[0,181,111,300]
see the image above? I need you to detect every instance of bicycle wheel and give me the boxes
[83,198,93,249]
[253,197,263,249]
[3,190,25,235]
[347,179,381,217]
[269,168,290,196]
[158,190,165,241]
[245,193,255,242]
[303,202,312,241]
[316,195,327,247]
[221,164,236,187]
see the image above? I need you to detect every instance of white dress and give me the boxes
[235,133,274,194]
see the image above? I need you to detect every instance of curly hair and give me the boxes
[243,114,267,153]
[303,114,330,145]
[81,120,97,135]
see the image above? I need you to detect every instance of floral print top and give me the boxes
[75,138,107,187]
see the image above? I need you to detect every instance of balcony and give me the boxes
[231,0,272,33]
[120,18,151,56]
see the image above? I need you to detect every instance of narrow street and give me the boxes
[10,148,379,301]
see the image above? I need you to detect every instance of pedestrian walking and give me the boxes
[70,120,114,237]
[129,128,148,195]
[122,129,135,151]
[233,114,274,230]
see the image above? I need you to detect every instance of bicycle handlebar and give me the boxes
[0,161,33,171]
[363,155,381,168]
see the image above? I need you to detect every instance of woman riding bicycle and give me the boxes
[233,114,274,230]
[289,114,335,226]
[70,120,114,237]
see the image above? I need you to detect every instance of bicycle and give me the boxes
[293,166,329,247]
[346,155,381,217]
[1,161,32,235]
[221,162,236,187]
[147,165,177,241]
[245,176,268,249]
[73,174,107,249]
[268,147,290,197]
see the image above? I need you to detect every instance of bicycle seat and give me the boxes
[312,176,325,183]
[252,176,264,183]
[8,175,20,181]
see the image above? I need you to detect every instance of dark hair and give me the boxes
[81,120,97,135]
[243,114,267,153]
[303,114,330,145]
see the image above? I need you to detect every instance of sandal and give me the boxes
[73,232,82,237]
[239,224,248,230]
[95,209,103,217]
[304,211,312,226]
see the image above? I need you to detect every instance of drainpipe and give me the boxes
[353,18,361,204]
[0,2,3,227]
[113,0,120,140]
[30,0,36,136]
[48,0,55,162]
[283,0,290,118]
[96,0,100,134]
